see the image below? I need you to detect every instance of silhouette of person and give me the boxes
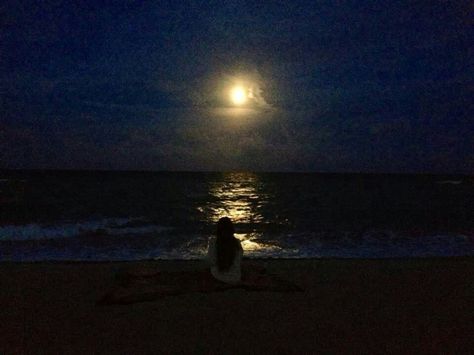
[207,217,243,284]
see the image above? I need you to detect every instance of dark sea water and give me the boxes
[0,170,473,261]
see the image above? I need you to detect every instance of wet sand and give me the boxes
[0,257,472,354]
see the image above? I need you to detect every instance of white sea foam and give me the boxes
[0,218,171,241]
[1,223,472,261]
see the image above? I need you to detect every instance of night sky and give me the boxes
[1,0,472,173]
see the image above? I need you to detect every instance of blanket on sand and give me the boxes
[97,268,303,305]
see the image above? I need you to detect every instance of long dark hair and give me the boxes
[216,217,240,271]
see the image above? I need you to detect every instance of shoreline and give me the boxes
[0,254,472,264]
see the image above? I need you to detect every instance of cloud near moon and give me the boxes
[182,66,271,112]
[224,72,271,110]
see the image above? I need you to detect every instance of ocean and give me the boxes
[0,170,473,261]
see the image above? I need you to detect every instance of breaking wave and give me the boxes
[0,218,171,241]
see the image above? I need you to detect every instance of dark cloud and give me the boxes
[1,0,472,172]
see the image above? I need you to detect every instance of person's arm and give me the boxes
[207,239,217,267]
[237,240,243,256]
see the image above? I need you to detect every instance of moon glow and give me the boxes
[230,86,247,105]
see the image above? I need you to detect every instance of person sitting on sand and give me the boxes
[208,217,243,284]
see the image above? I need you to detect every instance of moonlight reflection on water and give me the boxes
[206,172,265,224]
[200,172,280,254]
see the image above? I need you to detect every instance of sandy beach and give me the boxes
[0,257,472,354]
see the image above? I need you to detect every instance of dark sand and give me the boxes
[0,258,472,354]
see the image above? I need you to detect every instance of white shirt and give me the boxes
[207,237,243,284]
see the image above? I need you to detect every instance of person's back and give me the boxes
[207,217,243,284]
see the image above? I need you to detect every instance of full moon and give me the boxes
[230,86,247,105]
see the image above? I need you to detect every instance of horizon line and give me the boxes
[0,168,472,177]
